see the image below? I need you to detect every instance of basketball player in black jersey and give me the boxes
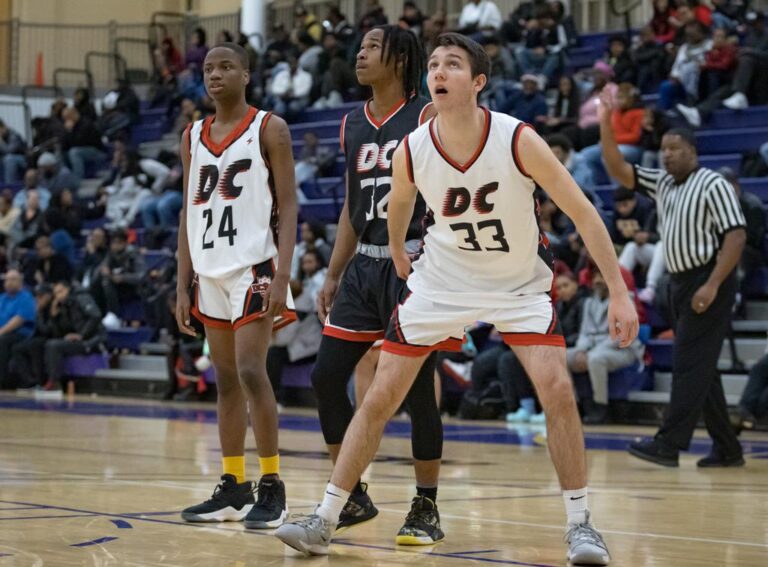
[309,25,445,545]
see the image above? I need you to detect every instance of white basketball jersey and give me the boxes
[186,107,278,278]
[404,108,554,307]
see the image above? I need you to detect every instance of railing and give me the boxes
[0,100,31,143]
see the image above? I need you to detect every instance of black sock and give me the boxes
[416,486,437,502]
[352,480,365,495]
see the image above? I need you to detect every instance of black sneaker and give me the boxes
[697,452,745,468]
[244,476,288,529]
[395,496,445,545]
[181,474,255,522]
[337,482,379,531]
[628,438,679,468]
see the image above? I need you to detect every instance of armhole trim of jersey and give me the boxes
[403,135,415,184]
[259,111,273,170]
[512,122,533,179]
[418,102,434,126]
[339,113,348,153]
[183,123,193,160]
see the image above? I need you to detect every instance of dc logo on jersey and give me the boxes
[356,141,399,173]
[250,275,271,297]
[193,159,253,204]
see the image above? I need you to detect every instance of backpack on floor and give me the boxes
[458,381,506,420]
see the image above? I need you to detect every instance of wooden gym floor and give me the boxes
[0,394,766,566]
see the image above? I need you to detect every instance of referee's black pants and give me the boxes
[656,263,742,457]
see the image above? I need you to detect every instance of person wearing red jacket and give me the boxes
[700,28,738,97]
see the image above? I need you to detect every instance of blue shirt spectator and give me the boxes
[13,169,51,211]
[0,270,36,338]
[503,75,548,126]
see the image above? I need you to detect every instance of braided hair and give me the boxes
[374,25,425,100]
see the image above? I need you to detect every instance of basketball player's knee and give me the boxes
[360,391,399,424]
[215,369,241,398]
[237,366,270,396]
[539,372,574,406]
[310,364,338,400]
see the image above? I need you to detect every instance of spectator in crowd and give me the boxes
[633,25,667,93]
[140,159,182,233]
[27,235,72,285]
[699,27,738,99]
[605,35,635,84]
[265,23,294,72]
[62,106,106,180]
[91,228,144,320]
[185,27,209,72]
[267,56,313,122]
[658,20,712,110]
[567,270,645,424]
[45,188,82,241]
[77,227,108,290]
[711,0,749,31]
[290,220,333,280]
[458,0,503,40]
[0,268,36,388]
[171,98,200,137]
[296,32,324,77]
[539,75,580,136]
[159,36,184,76]
[98,91,133,142]
[295,5,324,43]
[216,29,234,44]
[24,279,105,392]
[421,10,447,52]
[13,169,51,211]
[579,83,644,182]
[536,190,575,248]
[502,74,548,126]
[73,87,97,122]
[103,150,155,229]
[399,1,426,37]
[611,187,659,273]
[267,249,326,404]
[738,346,768,429]
[0,192,19,240]
[10,283,53,388]
[562,61,617,150]
[294,132,336,197]
[0,119,28,184]
[515,6,567,85]
[651,0,676,44]
[36,152,79,193]
[326,6,356,54]
[479,36,518,110]
[671,1,713,40]
[10,189,43,250]
[639,107,670,168]
[31,99,67,157]
[311,32,358,109]
[547,134,595,195]
[504,348,544,423]
[677,12,768,125]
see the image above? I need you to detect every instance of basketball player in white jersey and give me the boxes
[176,43,297,529]
[277,33,637,564]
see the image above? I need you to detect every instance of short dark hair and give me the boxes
[547,134,572,152]
[211,42,250,69]
[110,228,128,243]
[431,32,490,81]
[664,127,697,149]
[613,187,636,202]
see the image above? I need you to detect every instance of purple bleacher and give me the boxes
[82,217,108,230]
[743,266,768,298]
[647,339,674,370]
[289,120,341,142]
[299,198,341,223]
[131,123,166,146]
[292,137,338,159]
[299,101,360,124]
[300,176,344,199]
[741,177,768,201]
[696,127,768,154]
[118,300,145,323]
[63,353,109,378]
[704,106,768,130]
[106,327,155,351]
[608,365,653,400]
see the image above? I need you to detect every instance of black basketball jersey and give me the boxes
[341,96,432,246]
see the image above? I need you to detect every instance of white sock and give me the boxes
[563,487,588,526]
[316,483,350,525]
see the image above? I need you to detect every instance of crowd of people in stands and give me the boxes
[0,0,767,427]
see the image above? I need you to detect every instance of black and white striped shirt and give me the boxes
[634,166,746,274]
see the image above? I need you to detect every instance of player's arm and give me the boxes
[263,114,298,317]
[317,177,358,320]
[517,126,638,348]
[175,126,196,335]
[597,89,635,189]
[388,141,419,280]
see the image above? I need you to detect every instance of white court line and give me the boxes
[373,506,768,550]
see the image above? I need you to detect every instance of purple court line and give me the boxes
[111,519,133,528]
[0,514,99,521]
[372,493,561,506]
[0,506,51,511]
[71,536,118,547]
[0,499,557,567]
[446,550,500,555]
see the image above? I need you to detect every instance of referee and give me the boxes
[598,90,746,468]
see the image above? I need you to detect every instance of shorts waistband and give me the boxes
[357,239,420,259]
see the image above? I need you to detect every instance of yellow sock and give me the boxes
[259,455,280,476]
[222,456,246,483]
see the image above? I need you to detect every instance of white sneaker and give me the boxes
[675,103,701,127]
[441,360,472,385]
[565,511,611,565]
[102,312,122,330]
[275,512,335,555]
[637,287,656,304]
[506,407,533,423]
[722,92,748,110]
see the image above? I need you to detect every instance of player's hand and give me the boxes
[598,89,613,123]
[265,274,289,318]
[175,289,196,336]
[691,282,717,314]
[317,275,339,322]
[608,292,639,348]
[392,248,412,281]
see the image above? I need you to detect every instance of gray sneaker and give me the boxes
[274,513,335,556]
[565,512,611,565]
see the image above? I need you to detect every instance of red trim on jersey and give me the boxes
[322,325,386,342]
[403,135,415,184]
[500,333,565,348]
[429,106,491,174]
[418,102,434,125]
[233,309,297,331]
[512,122,534,178]
[547,302,558,334]
[201,106,258,157]
[339,113,348,152]
[364,98,407,129]
[382,337,463,357]
[259,111,273,168]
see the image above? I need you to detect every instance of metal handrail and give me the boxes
[53,68,94,96]
[0,100,32,145]
[114,37,154,83]
[85,51,128,86]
